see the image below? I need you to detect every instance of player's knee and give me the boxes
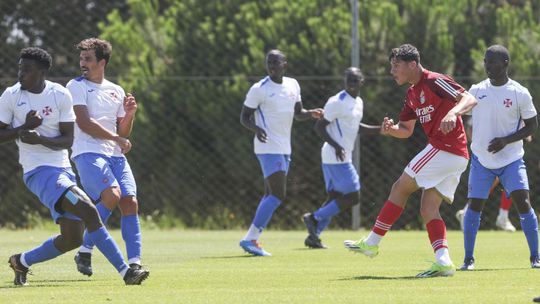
[119,196,138,215]
[336,192,359,210]
[65,234,83,250]
[101,187,122,208]
[419,204,438,221]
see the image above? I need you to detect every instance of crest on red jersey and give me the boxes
[503,98,512,108]
[419,90,425,104]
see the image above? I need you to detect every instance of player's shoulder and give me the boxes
[283,76,299,85]
[45,80,70,95]
[470,79,490,91]
[325,90,350,106]
[66,76,86,89]
[423,69,455,84]
[507,78,530,95]
[3,82,22,95]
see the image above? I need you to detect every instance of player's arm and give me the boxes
[117,93,137,138]
[19,122,74,150]
[315,118,345,161]
[294,101,323,121]
[240,105,267,143]
[440,91,478,134]
[359,122,382,136]
[488,115,538,154]
[381,117,415,138]
[74,105,131,153]
[0,110,42,144]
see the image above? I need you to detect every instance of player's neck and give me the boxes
[409,65,423,85]
[269,75,283,84]
[489,75,508,87]
[26,80,46,94]
[86,73,105,84]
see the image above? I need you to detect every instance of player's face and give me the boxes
[79,50,103,80]
[345,72,362,97]
[18,58,43,91]
[390,58,413,85]
[266,54,287,80]
[484,52,508,81]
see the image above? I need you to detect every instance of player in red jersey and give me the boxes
[344,44,478,277]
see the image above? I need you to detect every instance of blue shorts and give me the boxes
[23,166,80,223]
[322,163,361,194]
[468,154,529,199]
[256,154,291,178]
[73,153,137,202]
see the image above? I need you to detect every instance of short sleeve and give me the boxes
[58,89,76,122]
[117,86,127,118]
[67,80,87,106]
[243,85,263,109]
[323,99,341,122]
[294,79,302,102]
[398,98,417,121]
[464,84,479,116]
[519,88,537,120]
[0,88,14,125]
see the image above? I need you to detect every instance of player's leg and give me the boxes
[456,178,499,231]
[344,171,417,257]
[496,187,515,232]
[416,188,456,277]
[240,154,289,256]
[499,158,539,267]
[60,186,149,284]
[111,156,143,269]
[73,153,121,274]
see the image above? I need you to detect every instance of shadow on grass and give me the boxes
[0,278,88,288]
[339,275,418,281]
[200,255,262,259]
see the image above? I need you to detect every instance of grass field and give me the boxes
[0,228,538,303]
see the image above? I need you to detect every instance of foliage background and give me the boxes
[0,0,539,230]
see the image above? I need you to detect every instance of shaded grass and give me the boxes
[0,229,538,303]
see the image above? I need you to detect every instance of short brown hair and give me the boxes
[76,38,112,64]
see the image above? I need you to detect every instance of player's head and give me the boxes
[266,49,287,81]
[484,45,509,81]
[18,47,51,91]
[344,67,364,97]
[389,44,421,85]
[76,38,112,80]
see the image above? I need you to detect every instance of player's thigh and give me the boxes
[110,156,137,198]
[498,158,529,195]
[73,153,120,202]
[256,154,290,178]
[322,163,360,194]
[468,154,499,200]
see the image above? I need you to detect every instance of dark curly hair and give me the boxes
[389,44,420,63]
[19,47,52,70]
[76,38,112,64]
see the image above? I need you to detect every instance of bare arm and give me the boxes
[315,118,345,161]
[381,117,416,138]
[440,91,478,134]
[19,122,74,150]
[294,101,323,121]
[240,105,267,143]
[359,122,382,136]
[73,105,131,153]
[117,93,137,138]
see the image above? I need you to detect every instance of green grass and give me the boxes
[0,229,538,303]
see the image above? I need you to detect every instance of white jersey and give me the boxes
[67,77,126,158]
[0,81,75,173]
[468,78,537,169]
[321,91,364,164]
[243,76,301,154]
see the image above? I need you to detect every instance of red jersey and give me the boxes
[399,69,469,159]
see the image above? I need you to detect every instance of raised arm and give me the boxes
[359,122,382,136]
[117,93,137,138]
[381,117,416,138]
[440,91,478,134]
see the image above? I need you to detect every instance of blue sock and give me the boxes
[314,200,341,221]
[23,237,62,267]
[520,208,539,258]
[463,208,481,259]
[88,226,128,273]
[252,195,282,229]
[121,215,142,262]
[81,203,113,250]
[316,217,331,236]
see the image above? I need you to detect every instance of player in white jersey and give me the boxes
[302,67,380,249]
[66,38,148,277]
[239,49,323,256]
[459,45,539,271]
[0,47,148,285]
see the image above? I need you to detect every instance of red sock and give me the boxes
[372,201,403,236]
[426,219,448,252]
[499,190,512,210]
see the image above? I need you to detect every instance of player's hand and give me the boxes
[488,137,508,154]
[23,110,43,129]
[123,93,138,116]
[114,136,132,154]
[18,129,41,144]
[309,108,324,119]
[335,145,346,162]
[255,127,268,143]
[439,111,457,134]
[381,117,394,135]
